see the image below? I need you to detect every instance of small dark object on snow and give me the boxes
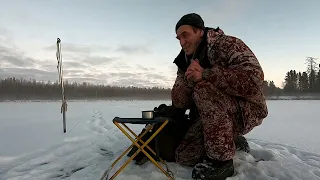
[192,159,234,180]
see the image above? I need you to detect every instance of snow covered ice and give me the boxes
[0,100,320,180]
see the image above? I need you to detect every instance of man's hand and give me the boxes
[185,59,204,83]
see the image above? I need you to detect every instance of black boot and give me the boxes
[235,135,250,153]
[192,158,234,180]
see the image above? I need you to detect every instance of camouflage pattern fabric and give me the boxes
[172,28,268,166]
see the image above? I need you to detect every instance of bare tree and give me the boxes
[305,57,318,74]
[305,57,318,92]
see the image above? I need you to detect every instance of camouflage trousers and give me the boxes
[175,81,243,167]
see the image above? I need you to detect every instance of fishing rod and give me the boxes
[56,38,67,133]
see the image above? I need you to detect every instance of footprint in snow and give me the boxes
[12,160,51,173]
[312,169,320,178]
[49,166,86,180]
[86,110,112,134]
[99,148,114,158]
[248,148,275,162]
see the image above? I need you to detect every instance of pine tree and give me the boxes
[262,80,269,95]
[315,70,320,92]
[301,72,309,92]
[269,81,276,95]
[283,71,292,93]
[284,70,298,93]
[293,70,298,91]
[309,69,316,92]
[297,72,302,92]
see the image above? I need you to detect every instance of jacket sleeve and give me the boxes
[202,36,264,98]
[171,68,193,108]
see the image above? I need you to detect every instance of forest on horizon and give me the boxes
[1,57,319,100]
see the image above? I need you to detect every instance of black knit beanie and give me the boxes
[175,13,205,32]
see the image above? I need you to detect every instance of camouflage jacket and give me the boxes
[171,27,268,133]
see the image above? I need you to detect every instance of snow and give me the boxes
[0,100,320,180]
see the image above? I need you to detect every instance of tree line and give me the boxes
[282,57,320,96]
[0,77,282,100]
[0,57,319,100]
[0,77,172,100]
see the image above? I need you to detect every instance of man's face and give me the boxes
[176,25,203,56]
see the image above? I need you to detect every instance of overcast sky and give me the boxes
[0,0,319,88]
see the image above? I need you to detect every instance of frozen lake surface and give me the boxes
[0,100,320,180]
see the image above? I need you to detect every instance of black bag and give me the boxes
[127,104,193,165]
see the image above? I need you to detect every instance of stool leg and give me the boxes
[122,121,174,180]
[122,124,158,157]
[123,123,174,177]
[107,121,174,180]
[106,123,155,180]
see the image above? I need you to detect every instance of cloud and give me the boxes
[145,73,169,80]
[44,42,151,57]
[0,46,36,67]
[115,44,151,54]
[76,62,176,88]
[169,64,178,73]
[109,72,138,77]
[0,27,8,35]
[0,29,36,68]
[45,42,120,68]
[112,61,132,69]
[64,77,107,85]
[0,27,13,44]
[63,61,88,69]
[45,42,152,56]
[111,75,172,88]
[44,43,110,54]
[81,56,118,66]
[0,35,170,88]
[0,67,57,80]
[135,64,150,71]
[0,55,175,88]
[104,66,174,88]
[64,69,86,76]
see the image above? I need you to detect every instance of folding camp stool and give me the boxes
[100,116,175,180]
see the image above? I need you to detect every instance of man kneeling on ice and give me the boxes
[171,13,268,180]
